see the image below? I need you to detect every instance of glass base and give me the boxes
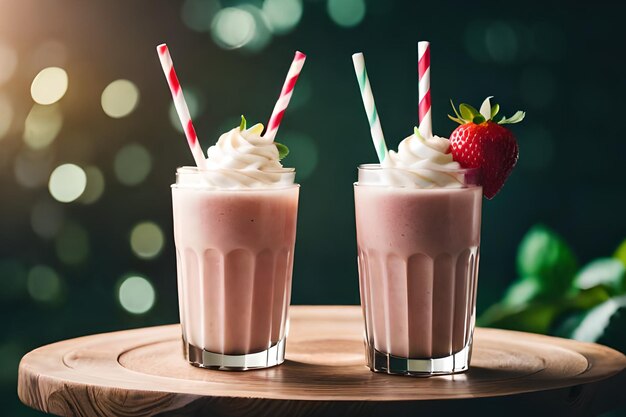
[183,337,286,371]
[365,341,472,376]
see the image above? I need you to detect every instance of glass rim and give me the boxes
[173,166,298,190]
[357,163,480,175]
[177,166,296,174]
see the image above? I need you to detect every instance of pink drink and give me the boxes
[355,165,482,375]
[172,167,299,370]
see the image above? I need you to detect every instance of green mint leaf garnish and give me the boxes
[239,115,247,131]
[275,142,289,160]
[413,126,427,140]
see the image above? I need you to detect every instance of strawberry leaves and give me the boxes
[479,96,493,120]
[448,99,464,124]
[498,110,526,125]
[491,103,500,120]
[239,114,247,131]
[460,103,480,121]
[449,97,525,125]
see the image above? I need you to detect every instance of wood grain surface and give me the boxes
[18,306,626,417]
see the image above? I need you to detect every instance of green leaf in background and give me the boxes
[573,258,626,296]
[568,285,612,309]
[502,277,542,307]
[484,223,626,343]
[615,238,626,267]
[479,286,609,334]
[569,295,626,352]
[516,224,578,299]
[478,301,558,334]
[553,312,586,339]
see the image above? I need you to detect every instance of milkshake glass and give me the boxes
[355,164,482,376]
[172,166,299,370]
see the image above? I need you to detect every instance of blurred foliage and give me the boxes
[479,226,626,353]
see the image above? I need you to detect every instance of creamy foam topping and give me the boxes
[202,123,292,188]
[381,129,464,188]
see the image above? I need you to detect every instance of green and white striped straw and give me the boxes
[352,53,389,163]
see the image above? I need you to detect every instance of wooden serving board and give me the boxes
[18,306,626,417]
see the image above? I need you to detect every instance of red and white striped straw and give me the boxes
[156,43,206,169]
[264,51,306,142]
[418,41,432,138]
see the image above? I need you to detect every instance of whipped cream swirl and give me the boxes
[202,123,291,188]
[381,129,464,188]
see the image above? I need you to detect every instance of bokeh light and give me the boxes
[211,7,256,49]
[130,221,165,260]
[263,0,303,35]
[0,41,18,86]
[465,21,527,64]
[55,222,89,265]
[14,150,54,188]
[31,198,65,239]
[327,0,366,28]
[281,132,318,181]
[239,5,273,52]
[484,22,518,64]
[23,104,63,150]
[101,79,140,118]
[465,21,489,62]
[113,143,152,186]
[78,166,105,204]
[181,0,219,32]
[118,275,156,314]
[0,259,27,301]
[30,67,69,105]
[0,94,13,140]
[48,163,87,203]
[27,265,62,303]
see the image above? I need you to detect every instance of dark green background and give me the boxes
[1,1,625,415]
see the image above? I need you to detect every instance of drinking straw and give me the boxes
[352,52,389,163]
[264,51,307,142]
[418,41,432,138]
[156,43,206,169]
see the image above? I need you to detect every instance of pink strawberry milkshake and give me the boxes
[355,129,482,375]
[172,121,298,370]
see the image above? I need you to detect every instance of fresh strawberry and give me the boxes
[448,97,525,199]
